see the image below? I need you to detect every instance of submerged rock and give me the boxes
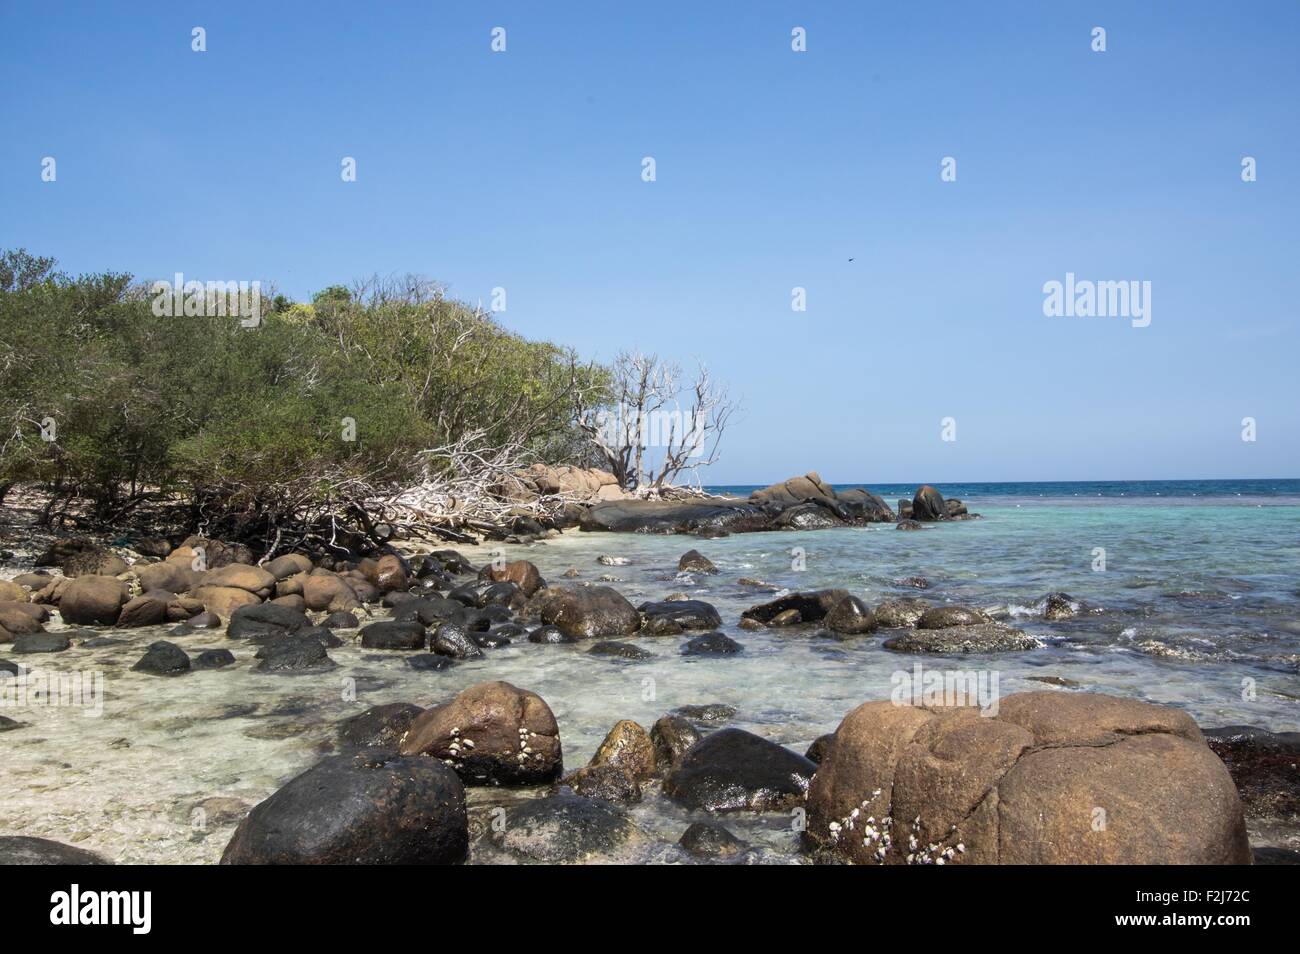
[528,624,577,645]
[806,691,1251,864]
[220,750,467,864]
[883,623,1039,654]
[679,822,745,858]
[491,793,640,862]
[677,549,718,574]
[359,619,426,650]
[682,632,743,655]
[131,640,191,676]
[1042,592,1078,621]
[12,632,70,654]
[663,727,817,813]
[588,640,651,660]
[559,764,642,804]
[0,836,111,865]
[227,602,311,640]
[193,648,236,670]
[254,633,336,672]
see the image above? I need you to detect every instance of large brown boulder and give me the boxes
[524,585,640,639]
[0,602,46,635]
[912,485,947,521]
[192,585,261,618]
[750,472,837,508]
[588,720,656,782]
[263,553,313,581]
[136,560,197,594]
[0,580,28,603]
[201,563,275,596]
[805,692,1251,865]
[399,681,562,786]
[59,575,130,625]
[479,559,545,597]
[302,572,361,613]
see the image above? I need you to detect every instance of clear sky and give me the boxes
[2,1,1297,484]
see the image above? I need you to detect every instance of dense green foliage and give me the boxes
[0,250,601,535]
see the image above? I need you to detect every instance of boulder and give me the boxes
[824,595,877,635]
[0,836,111,865]
[580,498,769,535]
[202,563,275,595]
[740,589,849,627]
[0,602,45,635]
[638,599,722,634]
[302,573,361,613]
[918,605,991,629]
[1204,726,1300,824]
[431,621,483,659]
[1043,592,1078,621]
[749,472,837,508]
[663,727,817,813]
[875,598,929,628]
[321,610,361,630]
[883,623,1039,654]
[254,634,335,672]
[398,681,562,786]
[0,580,28,602]
[805,692,1251,864]
[338,702,424,750]
[912,485,947,521]
[59,575,129,625]
[526,585,640,639]
[478,559,545,597]
[679,822,745,858]
[193,648,236,670]
[558,764,642,804]
[528,624,577,645]
[651,715,701,774]
[836,488,895,523]
[192,585,261,618]
[116,592,172,628]
[263,553,313,581]
[131,640,191,676]
[13,632,70,653]
[136,560,196,594]
[682,632,743,655]
[227,602,311,640]
[221,751,467,864]
[588,640,651,660]
[490,793,639,862]
[177,537,254,569]
[371,554,409,593]
[359,620,427,650]
[589,720,656,781]
[677,549,718,574]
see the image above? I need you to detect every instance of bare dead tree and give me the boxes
[573,350,738,491]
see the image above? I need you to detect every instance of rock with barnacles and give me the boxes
[220,750,467,864]
[399,680,562,786]
[677,549,718,574]
[663,727,817,813]
[882,623,1038,654]
[805,691,1251,864]
[874,598,929,629]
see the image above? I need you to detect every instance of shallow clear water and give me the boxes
[2,492,1298,863]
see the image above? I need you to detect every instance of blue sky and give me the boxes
[2,1,1297,484]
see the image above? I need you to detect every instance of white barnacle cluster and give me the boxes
[516,726,545,763]
[904,819,966,865]
[829,788,892,863]
[443,726,469,771]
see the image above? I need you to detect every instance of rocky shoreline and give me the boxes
[1,486,1294,864]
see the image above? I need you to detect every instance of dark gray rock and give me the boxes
[588,641,651,660]
[131,640,191,676]
[679,822,745,858]
[12,632,70,654]
[359,619,426,650]
[882,622,1039,654]
[663,727,817,813]
[193,648,236,670]
[431,621,482,659]
[491,793,640,862]
[0,836,111,865]
[682,632,743,655]
[220,750,467,864]
[338,702,424,750]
